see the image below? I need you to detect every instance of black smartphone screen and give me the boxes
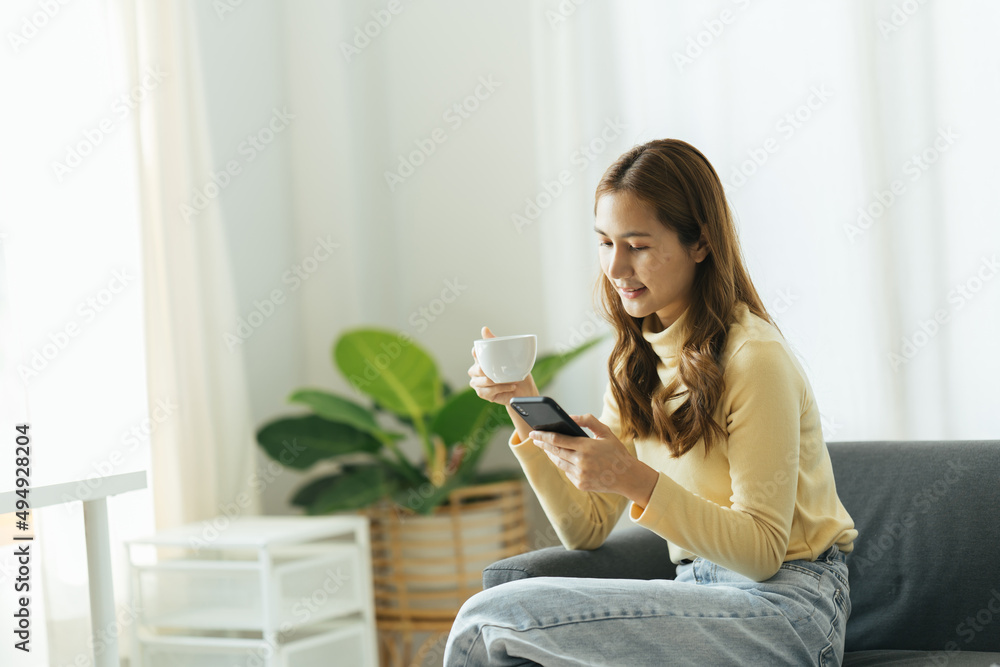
[509,396,590,438]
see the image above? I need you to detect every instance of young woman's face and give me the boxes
[595,192,709,331]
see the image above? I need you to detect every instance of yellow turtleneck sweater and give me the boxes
[509,301,857,582]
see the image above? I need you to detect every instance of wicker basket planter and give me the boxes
[365,479,528,666]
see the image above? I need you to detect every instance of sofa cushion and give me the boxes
[828,440,1000,654]
[843,649,1000,665]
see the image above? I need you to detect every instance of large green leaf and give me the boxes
[372,398,415,430]
[531,334,608,390]
[292,465,397,514]
[288,388,404,443]
[430,388,503,447]
[334,329,443,418]
[256,415,381,470]
[456,402,511,474]
[429,389,511,474]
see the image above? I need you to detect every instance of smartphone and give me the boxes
[508,396,590,438]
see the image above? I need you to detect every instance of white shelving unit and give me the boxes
[127,515,377,667]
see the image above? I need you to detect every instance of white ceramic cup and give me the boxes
[473,334,537,383]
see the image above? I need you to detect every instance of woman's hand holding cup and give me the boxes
[468,326,539,407]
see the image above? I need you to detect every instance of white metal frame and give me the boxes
[0,470,148,667]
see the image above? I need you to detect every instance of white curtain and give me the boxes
[528,0,1000,441]
[1,0,154,662]
[119,0,260,529]
[0,0,262,660]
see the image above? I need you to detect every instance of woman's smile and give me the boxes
[618,286,647,299]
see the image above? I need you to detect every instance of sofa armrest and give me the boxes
[483,526,676,589]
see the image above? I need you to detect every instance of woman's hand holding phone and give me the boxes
[530,414,659,509]
[468,326,539,439]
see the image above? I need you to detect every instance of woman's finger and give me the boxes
[470,376,514,391]
[569,413,611,439]
[468,378,519,405]
[544,449,564,469]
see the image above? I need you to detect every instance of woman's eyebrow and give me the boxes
[593,226,653,238]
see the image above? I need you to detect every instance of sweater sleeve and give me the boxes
[628,339,804,581]
[508,385,634,550]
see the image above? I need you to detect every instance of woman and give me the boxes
[446,138,858,666]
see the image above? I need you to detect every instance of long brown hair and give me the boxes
[593,139,780,458]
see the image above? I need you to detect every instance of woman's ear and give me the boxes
[693,232,711,263]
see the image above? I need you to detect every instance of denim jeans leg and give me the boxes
[444,548,850,667]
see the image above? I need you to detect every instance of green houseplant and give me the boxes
[256,328,604,516]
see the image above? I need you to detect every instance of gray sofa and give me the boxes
[484,440,1000,665]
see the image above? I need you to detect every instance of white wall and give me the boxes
[189,0,603,526]
[189,0,1000,521]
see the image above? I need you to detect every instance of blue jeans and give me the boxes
[444,544,851,666]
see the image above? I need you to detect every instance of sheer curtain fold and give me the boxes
[119,0,259,530]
